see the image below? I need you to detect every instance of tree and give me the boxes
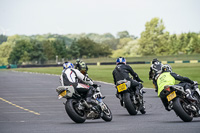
[8,39,48,65]
[117,38,133,49]
[168,34,179,54]
[8,40,32,64]
[117,31,130,38]
[0,42,13,65]
[42,40,56,60]
[111,40,140,58]
[69,37,112,58]
[29,40,47,64]
[138,18,170,55]
[52,39,67,58]
[185,33,200,54]
[0,34,7,44]
[69,39,81,58]
[102,38,119,50]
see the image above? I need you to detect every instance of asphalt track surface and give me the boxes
[0,71,200,133]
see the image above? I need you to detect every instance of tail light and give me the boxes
[165,87,171,92]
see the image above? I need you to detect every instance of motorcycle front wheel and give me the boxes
[101,103,112,122]
[123,92,138,115]
[65,99,86,123]
[173,97,193,122]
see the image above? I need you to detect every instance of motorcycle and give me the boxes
[160,82,200,122]
[56,84,112,123]
[115,79,146,115]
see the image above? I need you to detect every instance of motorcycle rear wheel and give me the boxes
[65,99,86,123]
[123,92,138,115]
[173,97,193,122]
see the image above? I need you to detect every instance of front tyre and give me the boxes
[101,103,112,122]
[123,92,137,115]
[65,99,86,123]
[140,105,146,114]
[173,97,193,122]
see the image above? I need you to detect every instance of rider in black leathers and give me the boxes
[112,57,143,95]
[149,58,163,92]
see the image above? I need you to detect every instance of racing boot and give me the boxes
[85,87,94,106]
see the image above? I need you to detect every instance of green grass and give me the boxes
[68,54,200,63]
[8,63,200,89]
[88,63,200,88]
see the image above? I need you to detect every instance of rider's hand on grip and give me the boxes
[139,80,143,83]
[193,81,198,85]
[92,84,98,88]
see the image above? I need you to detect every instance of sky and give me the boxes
[0,0,200,37]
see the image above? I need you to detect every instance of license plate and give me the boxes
[167,91,176,101]
[117,83,127,93]
[58,90,66,99]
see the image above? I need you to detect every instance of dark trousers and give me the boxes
[129,79,143,93]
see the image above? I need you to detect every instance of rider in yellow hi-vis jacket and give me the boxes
[157,72,175,96]
[157,64,196,111]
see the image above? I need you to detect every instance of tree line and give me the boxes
[0,17,200,65]
[0,35,112,65]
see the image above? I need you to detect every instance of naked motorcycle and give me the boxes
[116,79,146,115]
[56,84,112,123]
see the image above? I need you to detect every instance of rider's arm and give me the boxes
[60,74,64,86]
[127,65,143,82]
[86,64,88,71]
[112,70,117,85]
[73,69,94,85]
[170,72,194,84]
[75,63,78,69]
[149,64,153,80]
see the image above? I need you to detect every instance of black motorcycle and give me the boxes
[115,79,146,115]
[56,84,112,123]
[160,82,200,122]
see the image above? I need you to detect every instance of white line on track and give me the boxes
[0,97,40,115]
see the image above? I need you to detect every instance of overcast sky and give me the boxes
[0,0,200,37]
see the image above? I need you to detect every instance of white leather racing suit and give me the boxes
[60,68,93,87]
[60,68,94,103]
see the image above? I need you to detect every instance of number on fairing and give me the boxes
[93,92,102,99]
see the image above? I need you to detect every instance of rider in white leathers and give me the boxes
[60,62,95,103]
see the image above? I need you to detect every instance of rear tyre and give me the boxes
[65,99,86,123]
[101,103,112,122]
[123,92,137,115]
[173,97,193,122]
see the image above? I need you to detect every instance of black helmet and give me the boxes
[162,64,172,72]
[152,58,159,64]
